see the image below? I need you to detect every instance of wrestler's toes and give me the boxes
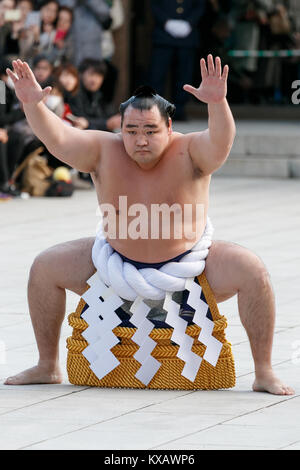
[283,386,295,395]
[4,376,16,385]
[3,365,63,385]
[252,374,295,395]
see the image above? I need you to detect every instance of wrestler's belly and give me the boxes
[105,208,208,263]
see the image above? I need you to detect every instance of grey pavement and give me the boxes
[1,136,300,449]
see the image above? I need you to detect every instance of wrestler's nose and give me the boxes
[136,135,148,146]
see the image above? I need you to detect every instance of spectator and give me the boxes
[264,2,296,103]
[0,129,10,199]
[101,0,124,61]
[100,0,123,104]
[32,53,54,86]
[67,58,121,131]
[58,0,112,66]
[53,62,79,104]
[0,0,20,59]
[0,58,25,196]
[199,0,233,57]
[0,1,36,61]
[39,0,59,52]
[20,0,59,62]
[18,0,33,18]
[51,5,73,64]
[44,81,65,117]
[231,1,271,76]
[7,55,54,173]
[208,14,256,103]
[148,0,206,121]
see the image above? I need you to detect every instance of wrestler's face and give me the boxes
[122,105,172,170]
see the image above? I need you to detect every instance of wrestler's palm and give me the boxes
[6,59,51,105]
[184,55,229,104]
[196,75,227,104]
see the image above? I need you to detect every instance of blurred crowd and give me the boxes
[0,0,300,200]
[199,0,300,105]
[147,0,300,118]
[0,0,123,199]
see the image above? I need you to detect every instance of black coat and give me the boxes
[151,0,206,48]
[68,84,109,131]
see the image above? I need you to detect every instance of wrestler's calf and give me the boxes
[205,240,294,395]
[4,237,95,385]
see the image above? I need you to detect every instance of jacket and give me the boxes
[151,0,206,47]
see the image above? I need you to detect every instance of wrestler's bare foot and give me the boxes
[4,362,63,385]
[253,367,294,395]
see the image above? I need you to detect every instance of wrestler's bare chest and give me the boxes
[92,135,211,262]
[95,138,209,204]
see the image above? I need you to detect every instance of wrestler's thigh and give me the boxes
[31,237,95,295]
[204,240,267,303]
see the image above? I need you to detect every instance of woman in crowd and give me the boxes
[19,0,59,63]
[53,61,79,103]
[51,5,73,64]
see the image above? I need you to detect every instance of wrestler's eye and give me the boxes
[128,131,136,135]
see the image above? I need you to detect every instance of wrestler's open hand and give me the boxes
[183,55,228,104]
[6,59,52,105]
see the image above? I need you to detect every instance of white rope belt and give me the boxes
[81,217,223,386]
[92,217,214,301]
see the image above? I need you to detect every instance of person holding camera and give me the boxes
[58,0,112,66]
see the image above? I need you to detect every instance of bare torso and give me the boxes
[91,132,211,263]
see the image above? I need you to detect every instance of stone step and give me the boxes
[174,120,300,178]
[231,135,300,158]
[215,156,300,178]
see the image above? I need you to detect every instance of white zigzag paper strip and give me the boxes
[163,292,202,383]
[185,278,223,367]
[81,273,124,381]
[129,297,161,386]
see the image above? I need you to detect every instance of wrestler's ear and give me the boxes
[168,117,172,135]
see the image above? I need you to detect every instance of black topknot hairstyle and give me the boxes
[119,85,176,127]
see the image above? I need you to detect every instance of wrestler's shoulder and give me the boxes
[169,131,192,149]
[170,131,196,142]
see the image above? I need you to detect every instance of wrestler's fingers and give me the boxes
[200,58,208,79]
[12,60,21,79]
[207,54,215,75]
[183,84,198,97]
[13,60,24,80]
[221,64,229,81]
[215,56,222,77]
[16,59,25,78]
[6,67,18,83]
[17,59,28,78]
[22,61,36,81]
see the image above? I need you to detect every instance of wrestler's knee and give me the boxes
[245,259,272,293]
[232,245,272,293]
[29,246,59,284]
[206,240,272,295]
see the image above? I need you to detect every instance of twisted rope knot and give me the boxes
[92,218,214,301]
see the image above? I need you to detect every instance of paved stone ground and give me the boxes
[1,158,300,449]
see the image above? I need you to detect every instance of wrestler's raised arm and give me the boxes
[183,55,236,175]
[6,59,108,173]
